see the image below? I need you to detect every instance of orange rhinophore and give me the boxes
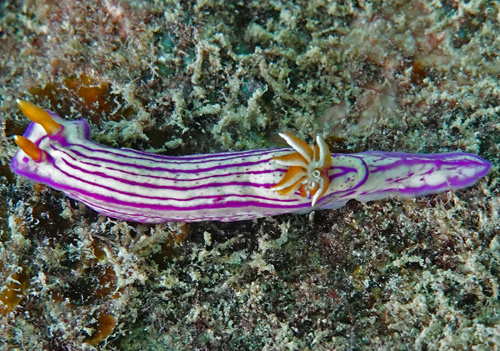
[17,99,62,136]
[13,135,46,162]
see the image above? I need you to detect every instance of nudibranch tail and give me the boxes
[271,133,332,206]
[17,99,62,136]
[10,101,491,223]
[13,135,47,162]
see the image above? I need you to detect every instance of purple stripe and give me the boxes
[65,152,288,182]
[367,154,486,174]
[54,159,285,199]
[43,169,309,212]
[328,166,360,181]
[362,150,485,160]
[51,144,276,174]
[53,155,301,206]
[76,140,289,163]
[334,190,358,198]
[360,183,445,198]
[117,145,288,161]
[88,192,308,212]
[82,199,279,222]
[56,151,287,193]
[69,194,171,222]
[55,145,371,207]
[30,118,287,163]
[119,146,289,162]
[320,155,369,203]
[81,159,287,182]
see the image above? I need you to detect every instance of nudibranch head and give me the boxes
[12,100,66,164]
[271,133,332,207]
[11,100,91,181]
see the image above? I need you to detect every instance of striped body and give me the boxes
[11,111,491,223]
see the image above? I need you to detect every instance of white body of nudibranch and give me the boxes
[11,101,491,223]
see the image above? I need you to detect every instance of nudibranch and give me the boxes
[11,100,491,223]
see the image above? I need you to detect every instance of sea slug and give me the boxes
[11,100,491,223]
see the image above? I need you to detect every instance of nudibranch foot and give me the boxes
[10,101,491,223]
